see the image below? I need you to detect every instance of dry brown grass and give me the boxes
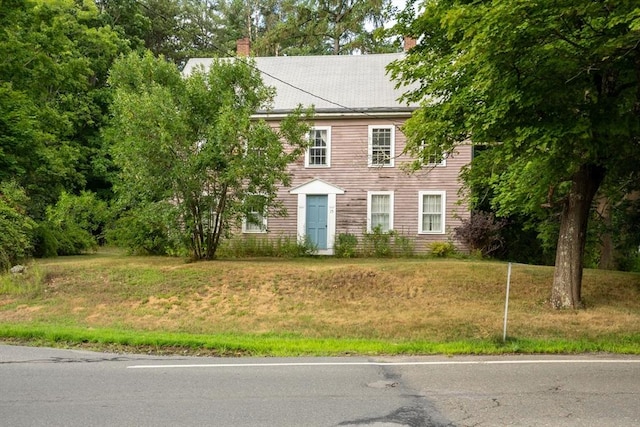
[1,252,639,343]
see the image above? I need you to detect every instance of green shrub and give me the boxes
[335,233,358,258]
[429,241,457,258]
[218,235,317,258]
[34,221,99,257]
[222,236,274,257]
[31,224,59,258]
[0,182,35,271]
[106,202,177,255]
[32,191,110,257]
[392,233,415,257]
[363,226,392,257]
[49,191,110,241]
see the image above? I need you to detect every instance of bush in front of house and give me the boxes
[454,211,506,257]
[429,241,457,258]
[218,235,317,258]
[335,233,358,258]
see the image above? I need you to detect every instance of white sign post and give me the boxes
[503,262,512,342]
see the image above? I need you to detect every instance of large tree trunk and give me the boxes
[551,164,605,309]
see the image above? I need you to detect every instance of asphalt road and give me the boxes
[1,344,639,426]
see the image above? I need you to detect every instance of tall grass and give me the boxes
[0,263,46,297]
[1,250,639,355]
[217,235,316,257]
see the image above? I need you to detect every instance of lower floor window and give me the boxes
[419,191,445,234]
[243,196,267,233]
[368,191,393,232]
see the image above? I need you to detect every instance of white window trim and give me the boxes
[419,143,448,167]
[242,195,268,234]
[242,212,267,233]
[418,190,446,234]
[368,125,395,167]
[426,154,447,167]
[305,126,331,168]
[367,191,394,233]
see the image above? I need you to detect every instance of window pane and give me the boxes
[371,128,391,165]
[245,211,265,232]
[427,153,445,165]
[423,194,441,213]
[422,194,442,232]
[245,196,266,232]
[422,214,441,232]
[309,129,327,166]
[371,194,390,232]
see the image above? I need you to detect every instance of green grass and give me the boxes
[2,323,638,356]
[1,249,639,356]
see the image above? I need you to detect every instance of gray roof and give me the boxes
[183,53,417,115]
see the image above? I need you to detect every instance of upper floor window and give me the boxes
[418,141,447,167]
[367,191,394,233]
[426,152,447,167]
[305,127,331,167]
[418,191,446,234]
[369,125,395,167]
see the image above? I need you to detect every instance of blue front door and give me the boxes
[306,195,328,250]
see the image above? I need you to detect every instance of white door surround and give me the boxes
[290,179,345,255]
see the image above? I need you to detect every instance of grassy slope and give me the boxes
[1,250,639,355]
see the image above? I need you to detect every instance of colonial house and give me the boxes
[183,40,471,255]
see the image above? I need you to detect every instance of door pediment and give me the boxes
[289,179,345,195]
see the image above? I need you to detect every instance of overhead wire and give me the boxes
[128,0,413,132]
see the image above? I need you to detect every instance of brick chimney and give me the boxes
[236,38,251,57]
[403,36,417,52]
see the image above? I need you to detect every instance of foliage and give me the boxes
[106,202,180,256]
[106,52,312,260]
[600,194,640,271]
[33,221,97,257]
[0,182,35,271]
[336,230,414,258]
[334,233,359,258]
[31,191,109,257]
[390,0,640,308]
[0,0,130,216]
[94,0,401,65]
[218,234,317,258]
[362,225,392,257]
[428,241,456,258]
[47,191,110,244]
[391,232,415,258]
[250,0,398,56]
[0,263,45,297]
[454,211,507,257]
[361,227,416,258]
[4,254,640,354]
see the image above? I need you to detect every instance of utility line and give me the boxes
[128,0,412,131]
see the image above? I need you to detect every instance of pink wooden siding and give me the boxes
[259,117,471,253]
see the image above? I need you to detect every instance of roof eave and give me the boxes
[252,107,416,120]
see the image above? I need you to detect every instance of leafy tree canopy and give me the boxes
[106,52,312,259]
[95,0,401,64]
[390,0,640,308]
[0,0,129,215]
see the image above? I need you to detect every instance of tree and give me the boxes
[106,52,312,259]
[0,182,35,271]
[389,0,640,308]
[95,0,152,52]
[0,0,129,215]
[254,0,397,55]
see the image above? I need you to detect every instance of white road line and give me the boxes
[127,359,640,369]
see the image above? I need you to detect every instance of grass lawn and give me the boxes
[1,249,639,356]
